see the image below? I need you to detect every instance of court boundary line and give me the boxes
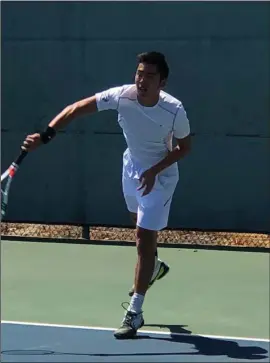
[2,320,270,343]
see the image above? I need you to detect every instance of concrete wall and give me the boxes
[2,1,269,232]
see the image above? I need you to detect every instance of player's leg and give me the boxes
[114,224,156,339]
[128,212,139,291]
[129,211,158,256]
[128,211,163,297]
[134,197,173,295]
[128,231,168,297]
[114,182,175,339]
[134,226,157,295]
[122,166,141,300]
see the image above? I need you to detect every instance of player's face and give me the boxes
[135,63,166,100]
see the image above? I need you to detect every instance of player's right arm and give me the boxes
[22,95,98,152]
[49,95,98,130]
[22,86,123,152]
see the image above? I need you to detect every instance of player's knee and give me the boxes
[136,227,157,257]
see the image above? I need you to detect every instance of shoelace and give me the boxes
[121,302,143,313]
[121,302,143,327]
[121,302,131,312]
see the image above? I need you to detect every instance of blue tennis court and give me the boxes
[1,321,269,362]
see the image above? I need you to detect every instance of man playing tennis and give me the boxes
[22,51,191,339]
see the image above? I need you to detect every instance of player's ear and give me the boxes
[160,78,167,89]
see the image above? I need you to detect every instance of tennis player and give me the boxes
[22,51,191,339]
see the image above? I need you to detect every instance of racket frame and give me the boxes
[1,150,28,220]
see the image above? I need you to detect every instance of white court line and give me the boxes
[1,320,270,343]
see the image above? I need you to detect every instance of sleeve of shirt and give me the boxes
[173,104,191,139]
[95,86,123,111]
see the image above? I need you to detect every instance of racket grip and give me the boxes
[15,150,28,165]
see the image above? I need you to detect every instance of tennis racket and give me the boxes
[1,150,28,221]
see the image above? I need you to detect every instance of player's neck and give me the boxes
[137,94,159,107]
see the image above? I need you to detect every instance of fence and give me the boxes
[1,222,269,251]
[1,1,270,248]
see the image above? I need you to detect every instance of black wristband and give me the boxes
[40,126,56,144]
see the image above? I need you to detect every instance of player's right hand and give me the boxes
[21,133,42,152]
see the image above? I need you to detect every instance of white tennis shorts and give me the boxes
[122,150,179,231]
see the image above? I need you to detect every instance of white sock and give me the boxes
[128,293,144,314]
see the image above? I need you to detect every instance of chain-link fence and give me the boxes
[1,222,269,250]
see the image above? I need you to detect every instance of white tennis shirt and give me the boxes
[95,84,190,171]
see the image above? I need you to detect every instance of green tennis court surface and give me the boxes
[1,240,269,362]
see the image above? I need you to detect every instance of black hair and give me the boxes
[137,51,169,80]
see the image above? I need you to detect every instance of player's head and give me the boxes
[135,51,169,101]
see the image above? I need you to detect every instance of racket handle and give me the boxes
[15,150,28,165]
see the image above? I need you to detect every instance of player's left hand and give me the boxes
[138,168,157,196]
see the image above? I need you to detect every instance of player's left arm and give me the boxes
[138,134,191,195]
[138,105,191,195]
[150,105,191,175]
[150,134,191,175]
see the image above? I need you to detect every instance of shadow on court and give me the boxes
[2,323,269,362]
[140,324,269,360]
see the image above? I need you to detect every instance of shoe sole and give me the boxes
[128,263,170,297]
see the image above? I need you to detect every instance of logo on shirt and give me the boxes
[101,95,109,102]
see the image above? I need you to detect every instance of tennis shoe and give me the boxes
[114,303,144,339]
[128,259,170,297]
